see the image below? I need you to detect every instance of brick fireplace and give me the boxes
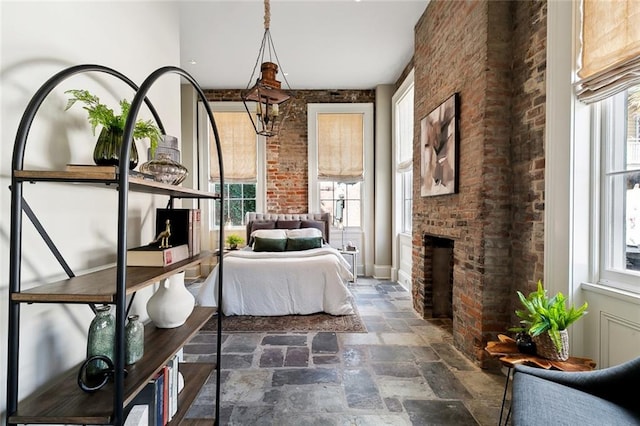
[411,0,546,367]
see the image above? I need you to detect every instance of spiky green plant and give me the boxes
[65,89,161,156]
[510,280,588,351]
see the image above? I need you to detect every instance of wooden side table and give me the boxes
[485,334,596,425]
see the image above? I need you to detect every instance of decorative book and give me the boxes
[126,244,189,267]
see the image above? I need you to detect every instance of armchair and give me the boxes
[511,356,640,425]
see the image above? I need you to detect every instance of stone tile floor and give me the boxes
[183,277,507,425]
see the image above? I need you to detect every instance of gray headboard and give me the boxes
[245,212,331,244]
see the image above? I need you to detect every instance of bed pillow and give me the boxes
[300,220,326,241]
[251,229,287,240]
[253,236,287,252]
[248,220,277,245]
[286,236,322,251]
[286,228,323,240]
[275,220,301,230]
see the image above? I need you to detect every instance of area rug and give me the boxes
[202,298,367,333]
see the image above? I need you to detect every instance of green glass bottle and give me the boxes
[125,314,144,365]
[86,304,115,375]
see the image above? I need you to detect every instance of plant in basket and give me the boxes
[510,280,588,361]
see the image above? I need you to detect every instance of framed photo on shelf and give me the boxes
[420,92,459,197]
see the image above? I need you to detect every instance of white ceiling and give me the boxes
[179,0,429,90]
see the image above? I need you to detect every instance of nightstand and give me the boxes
[339,248,359,283]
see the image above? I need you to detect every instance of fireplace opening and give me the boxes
[423,234,454,318]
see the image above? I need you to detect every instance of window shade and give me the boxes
[210,112,257,182]
[576,0,640,103]
[317,113,364,182]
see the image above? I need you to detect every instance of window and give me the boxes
[213,183,256,227]
[599,84,640,291]
[308,104,373,231]
[202,103,265,228]
[395,80,414,234]
[319,181,361,227]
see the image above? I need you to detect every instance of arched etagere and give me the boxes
[6,64,225,425]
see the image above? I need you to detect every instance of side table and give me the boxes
[339,248,359,283]
[485,334,596,426]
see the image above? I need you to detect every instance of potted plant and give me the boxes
[225,234,244,250]
[65,89,161,169]
[510,280,588,361]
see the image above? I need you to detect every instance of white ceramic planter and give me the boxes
[146,272,195,328]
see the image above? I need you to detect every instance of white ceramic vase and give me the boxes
[146,272,194,328]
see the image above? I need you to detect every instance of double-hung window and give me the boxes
[395,81,414,234]
[598,86,640,291]
[308,103,374,254]
[205,103,264,228]
[577,0,640,292]
[316,112,364,227]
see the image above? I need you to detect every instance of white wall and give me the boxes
[0,1,182,421]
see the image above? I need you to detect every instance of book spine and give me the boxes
[193,209,201,256]
[162,366,170,425]
[188,210,194,257]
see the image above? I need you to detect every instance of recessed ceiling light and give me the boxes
[189,59,197,65]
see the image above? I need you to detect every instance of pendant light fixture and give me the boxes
[242,0,293,137]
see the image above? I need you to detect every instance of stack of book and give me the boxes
[155,208,201,257]
[124,355,181,425]
[126,208,201,267]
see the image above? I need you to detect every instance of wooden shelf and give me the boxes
[14,170,221,200]
[8,307,215,425]
[168,363,215,426]
[12,252,213,304]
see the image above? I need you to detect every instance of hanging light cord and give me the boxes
[244,0,293,92]
[264,0,270,30]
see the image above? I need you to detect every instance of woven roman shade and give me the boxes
[575,0,640,103]
[210,111,257,182]
[317,113,364,182]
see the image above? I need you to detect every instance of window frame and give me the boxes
[597,88,640,294]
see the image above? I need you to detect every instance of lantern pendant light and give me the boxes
[242,0,293,137]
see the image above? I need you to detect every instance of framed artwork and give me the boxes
[420,93,459,197]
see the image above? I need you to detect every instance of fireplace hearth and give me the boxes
[423,234,454,318]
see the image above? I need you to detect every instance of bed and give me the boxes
[196,213,354,316]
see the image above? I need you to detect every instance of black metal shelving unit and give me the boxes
[6,64,225,425]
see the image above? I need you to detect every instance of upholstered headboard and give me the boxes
[245,212,332,244]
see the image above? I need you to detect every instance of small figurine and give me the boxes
[151,219,171,248]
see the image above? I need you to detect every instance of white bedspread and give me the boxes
[196,246,355,316]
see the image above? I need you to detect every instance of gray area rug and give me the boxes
[202,298,367,333]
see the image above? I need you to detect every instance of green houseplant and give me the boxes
[65,89,161,169]
[225,234,244,250]
[511,280,588,361]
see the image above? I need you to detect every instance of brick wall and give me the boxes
[411,0,547,366]
[203,89,375,213]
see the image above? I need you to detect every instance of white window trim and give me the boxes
[391,70,414,285]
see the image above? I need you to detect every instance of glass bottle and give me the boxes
[139,152,188,185]
[86,304,115,375]
[125,314,144,365]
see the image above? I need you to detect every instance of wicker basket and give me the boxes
[533,329,569,361]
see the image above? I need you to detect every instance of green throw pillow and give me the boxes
[253,237,287,252]
[286,237,322,251]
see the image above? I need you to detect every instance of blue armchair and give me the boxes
[511,356,640,425]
